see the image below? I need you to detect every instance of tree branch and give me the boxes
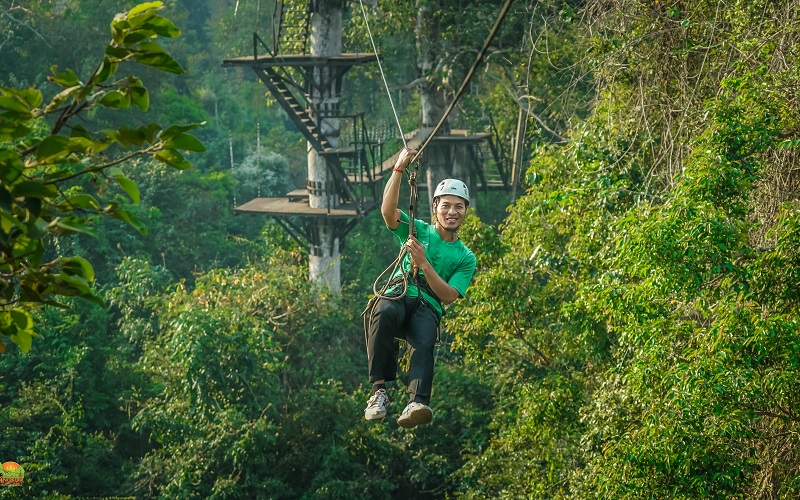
[0,3,52,49]
[42,145,160,185]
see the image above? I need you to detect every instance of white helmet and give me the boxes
[433,179,470,206]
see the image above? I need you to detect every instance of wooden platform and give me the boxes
[369,127,434,180]
[285,189,308,201]
[339,127,497,185]
[235,197,377,218]
[430,130,492,142]
[235,126,506,221]
[222,53,378,68]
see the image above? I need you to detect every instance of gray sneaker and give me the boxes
[364,389,389,420]
[397,402,433,429]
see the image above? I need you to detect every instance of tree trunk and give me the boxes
[308,3,343,292]
[416,0,476,209]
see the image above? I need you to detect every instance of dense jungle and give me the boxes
[2,0,800,498]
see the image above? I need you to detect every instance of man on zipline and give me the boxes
[364,147,477,428]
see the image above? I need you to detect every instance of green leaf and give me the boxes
[10,181,59,199]
[109,206,148,234]
[3,308,36,352]
[123,30,152,46]
[49,66,80,88]
[155,149,192,169]
[0,311,12,329]
[64,193,102,211]
[141,15,181,38]
[100,90,131,109]
[110,20,126,45]
[127,1,164,19]
[70,124,92,139]
[11,330,33,353]
[110,167,140,203]
[105,123,161,148]
[0,211,22,234]
[134,52,185,74]
[69,136,110,155]
[54,217,98,236]
[0,96,32,114]
[24,196,44,220]
[36,135,71,163]
[105,45,131,59]
[12,234,44,265]
[29,217,49,239]
[52,273,94,296]
[0,150,24,184]
[2,87,43,108]
[160,122,205,141]
[60,256,96,282]
[164,133,205,152]
[95,56,118,84]
[131,86,149,111]
[135,40,166,54]
[10,309,33,331]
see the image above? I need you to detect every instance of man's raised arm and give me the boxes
[381,148,416,230]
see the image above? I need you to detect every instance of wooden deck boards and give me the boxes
[235,197,376,218]
[222,53,377,68]
[375,127,434,174]
[430,130,492,142]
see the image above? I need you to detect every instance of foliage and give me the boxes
[120,248,494,498]
[451,1,800,495]
[0,295,145,498]
[0,2,203,352]
[573,68,800,499]
[232,146,293,201]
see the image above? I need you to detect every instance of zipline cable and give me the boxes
[358,0,418,300]
[358,0,407,148]
[411,0,515,163]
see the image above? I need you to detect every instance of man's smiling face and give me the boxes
[435,194,467,231]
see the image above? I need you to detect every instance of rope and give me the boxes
[411,0,516,163]
[358,0,407,148]
[367,0,516,305]
[371,168,419,301]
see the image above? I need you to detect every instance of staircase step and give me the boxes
[286,189,309,201]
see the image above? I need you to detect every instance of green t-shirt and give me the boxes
[389,210,476,318]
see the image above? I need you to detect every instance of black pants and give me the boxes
[366,295,439,405]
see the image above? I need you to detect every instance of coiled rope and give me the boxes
[371,167,419,301]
